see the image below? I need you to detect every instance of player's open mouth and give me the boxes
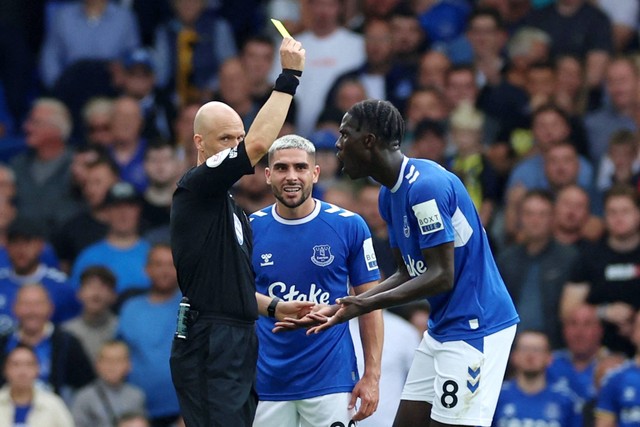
[283,186,301,193]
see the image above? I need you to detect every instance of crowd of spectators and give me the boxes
[0,0,640,425]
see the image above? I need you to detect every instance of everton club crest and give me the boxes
[311,245,334,267]
[403,215,410,238]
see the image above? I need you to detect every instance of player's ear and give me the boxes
[265,167,272,185]
[312,164,320,184]
[363,132,376,149]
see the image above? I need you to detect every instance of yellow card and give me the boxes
[271,18,291,38]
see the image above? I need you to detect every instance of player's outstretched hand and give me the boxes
[272,304,337,333]
[307,296,368,335]
[274,300,314,325]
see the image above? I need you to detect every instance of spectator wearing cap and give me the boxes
[70,182,151,294]
[39,0,141,89]
[0,217,81,335]
[119,48,176,142]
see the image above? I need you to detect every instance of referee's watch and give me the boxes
[268,297,282,318]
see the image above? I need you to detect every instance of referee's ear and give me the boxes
[194,134,203,152]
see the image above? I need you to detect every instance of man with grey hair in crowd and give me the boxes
[11,98,81,234]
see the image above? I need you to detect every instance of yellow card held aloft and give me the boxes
[271,18,291,38]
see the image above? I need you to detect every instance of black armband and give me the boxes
[274,69,302,96]
[268,297,282,318]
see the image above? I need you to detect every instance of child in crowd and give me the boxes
[71,340,146,427]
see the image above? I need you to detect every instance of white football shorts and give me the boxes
[254,392,356,427]
[401,324,517,426]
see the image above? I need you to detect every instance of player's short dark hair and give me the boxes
[347,99,405,148]
[80,265,117,290]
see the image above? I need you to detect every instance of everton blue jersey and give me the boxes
[597,361,640,426]
[493,380,582,427]
[250,200,380,400]
[548,349,597,400]
[379,157,518,341]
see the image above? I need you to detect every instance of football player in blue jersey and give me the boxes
[293,99,520,427]
[250,135,384,427]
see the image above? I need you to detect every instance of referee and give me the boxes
[169,37,306,427]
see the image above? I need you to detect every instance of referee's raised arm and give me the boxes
[245,37,306,166]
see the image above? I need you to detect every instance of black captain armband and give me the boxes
[274,69,302,96]
[268,297,282,318]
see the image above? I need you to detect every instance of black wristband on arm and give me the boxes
[274,69,302,96]
[268,297,282,318]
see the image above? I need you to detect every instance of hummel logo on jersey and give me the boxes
[404,254,427,277]
[229,147,238,158]
[311,245,334,267]
[405,164,420,184]
[260,253,274,266]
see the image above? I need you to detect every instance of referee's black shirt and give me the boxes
[170,142,259,321]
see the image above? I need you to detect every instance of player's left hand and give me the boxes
[272,304,337,333]
[350,373,380,421]
[307,296,368,335]
[274,300,315,324]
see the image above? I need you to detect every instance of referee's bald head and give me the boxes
[193,101,241,136]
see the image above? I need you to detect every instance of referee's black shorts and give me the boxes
[170,313,258,427]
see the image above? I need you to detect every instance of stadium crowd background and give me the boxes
[0,0,639,426]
